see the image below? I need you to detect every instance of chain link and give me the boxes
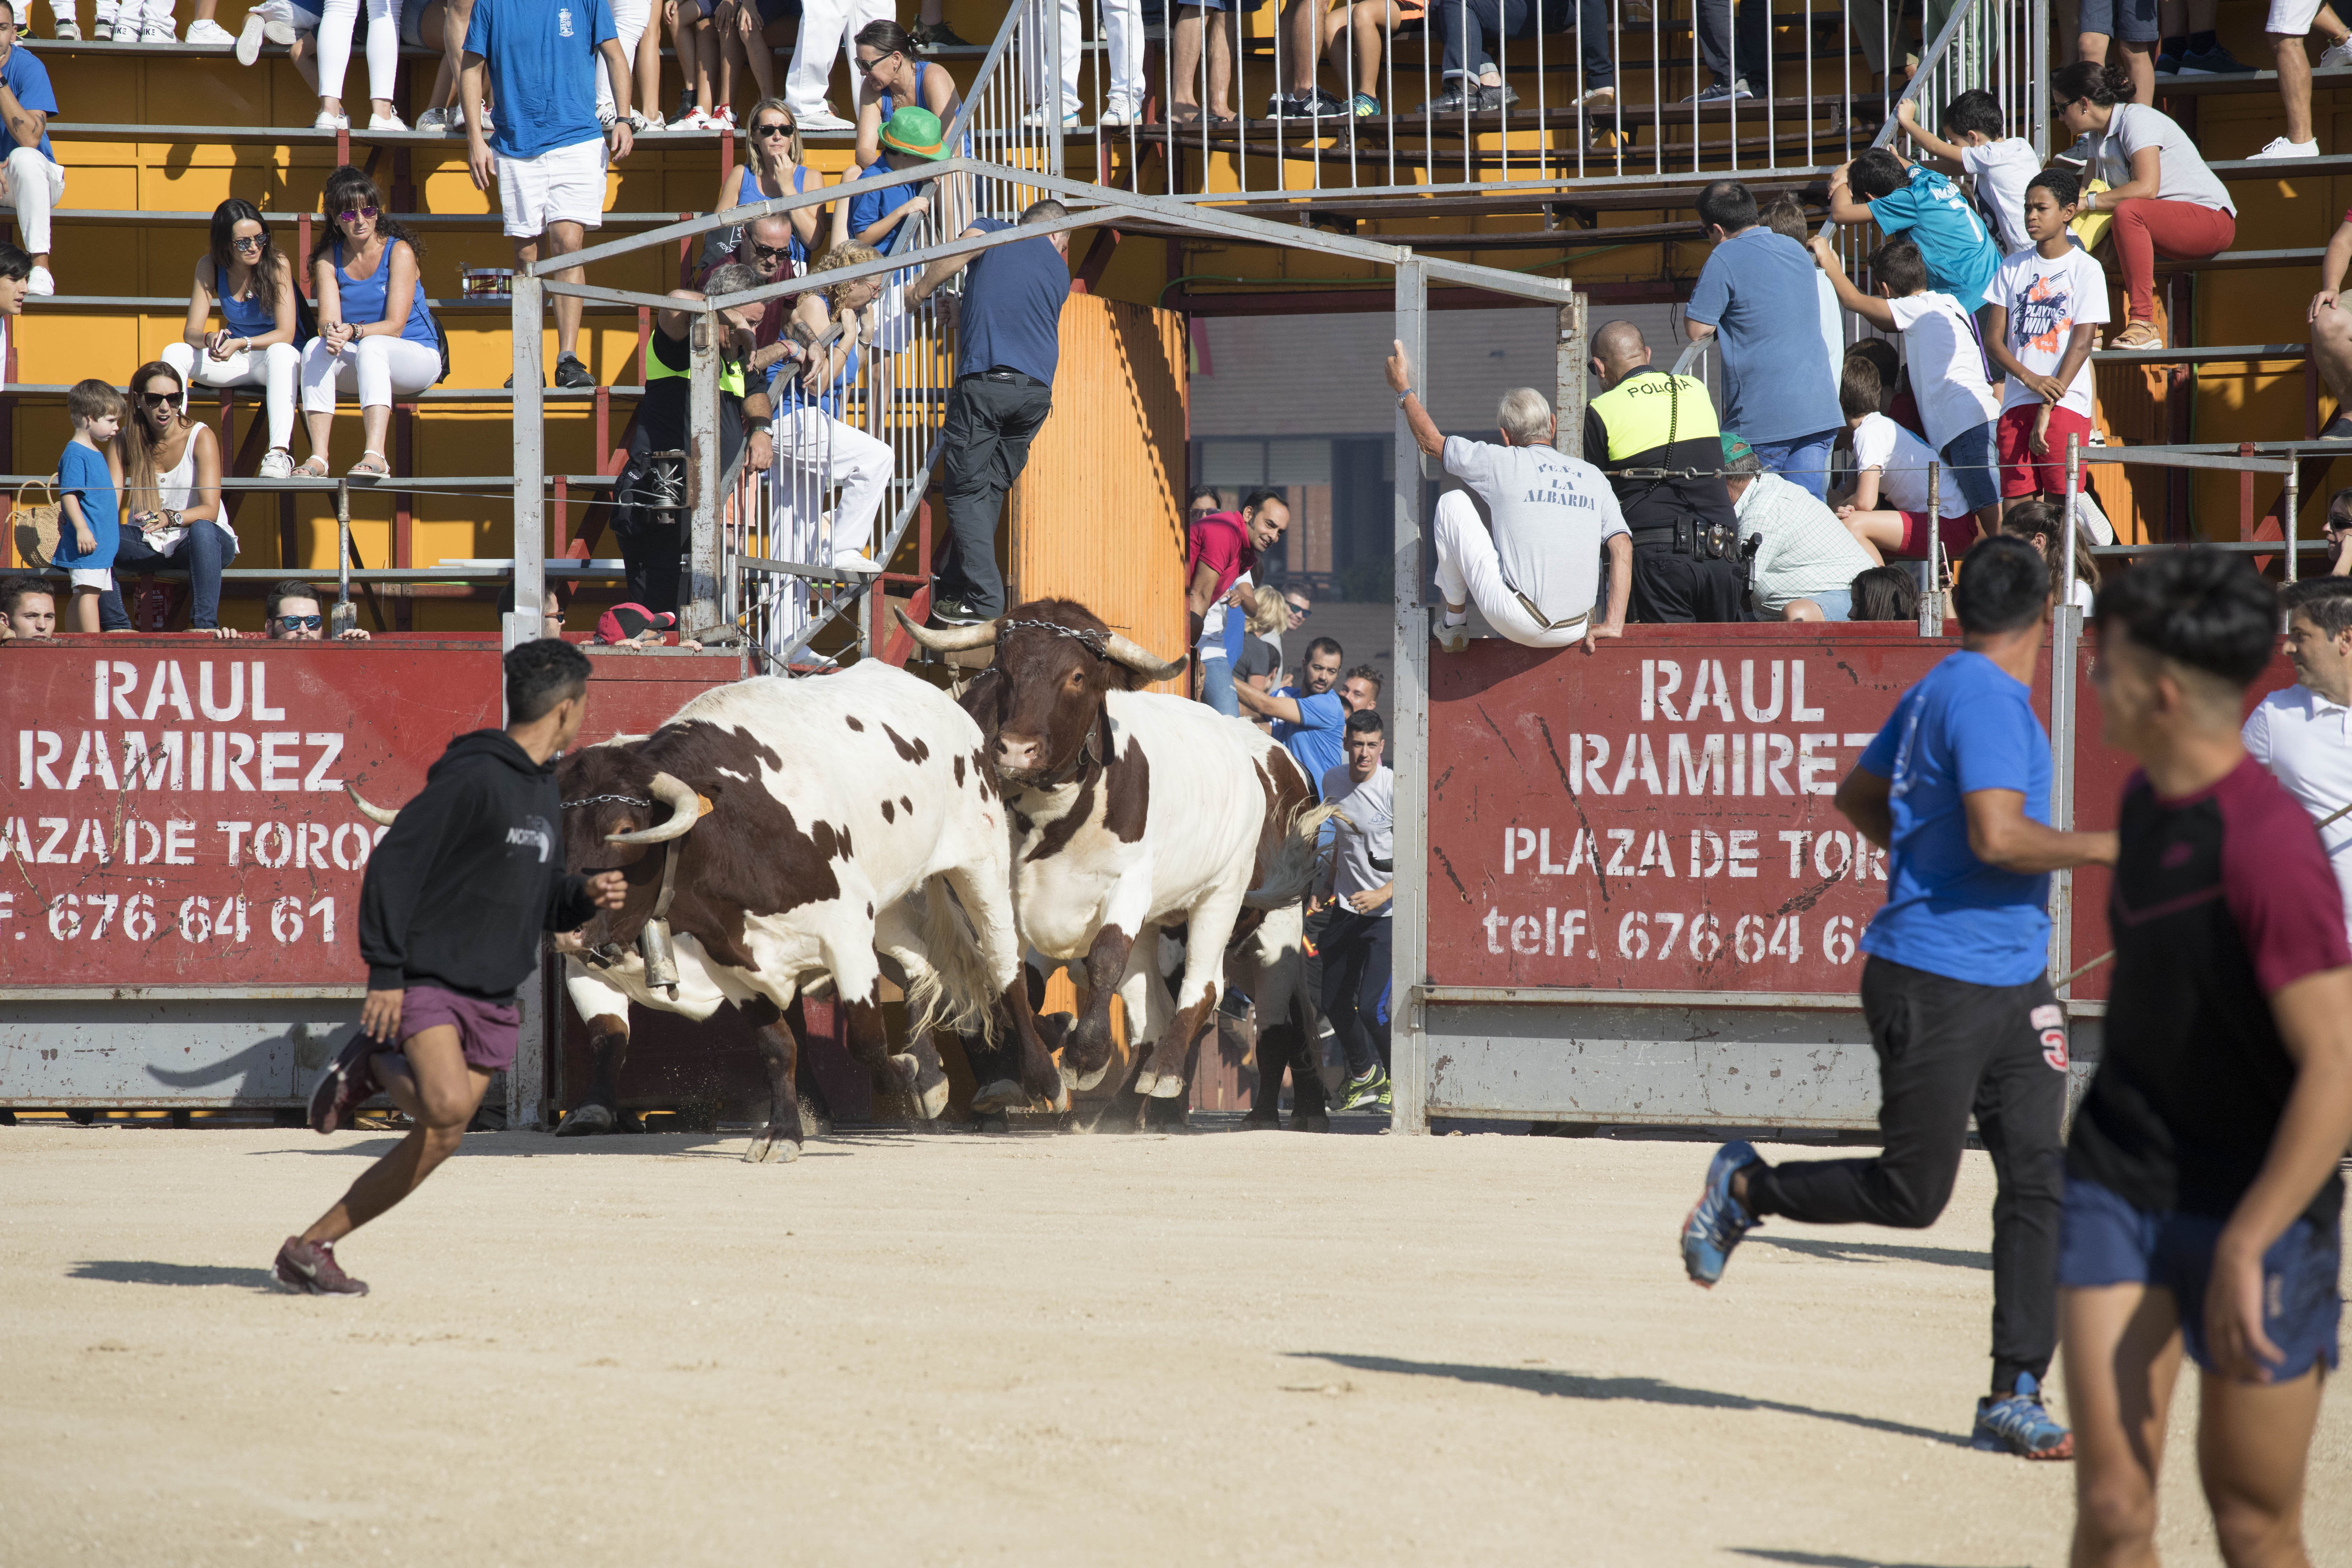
[561,793,652,810]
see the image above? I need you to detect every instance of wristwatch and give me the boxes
[1397,390,1415,406]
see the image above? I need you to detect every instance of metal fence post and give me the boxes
[508,272,548,1131]
[1391,257,1431,1135]
[686,306,723,638]
[2050,436,2081,993]
[1554,293,1589,459]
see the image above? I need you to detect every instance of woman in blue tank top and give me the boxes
[769,241,896,578]
[853,19,961,168]
[699,97,824,276]
[163,199,307,481]
[298,166,440,479]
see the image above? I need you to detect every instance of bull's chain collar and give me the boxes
[999,618,1112,657]
[561,793,652,810]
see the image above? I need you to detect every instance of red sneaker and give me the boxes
[273,1236,369,1296]
[307,1033,382,1134]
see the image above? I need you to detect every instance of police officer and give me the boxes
[1582,319,1750,623]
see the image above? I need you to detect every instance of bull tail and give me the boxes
[1243,803,1343,910]
[900,875,1002,1047]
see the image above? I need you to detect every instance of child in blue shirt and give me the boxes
[1828,147,2002,316]
[50,378,125,634]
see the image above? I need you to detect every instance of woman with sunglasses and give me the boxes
[299,167,441,479]
[852,18,959,168]
[162,199,305,481]
[701,96,821,276]
[97,360,232,633]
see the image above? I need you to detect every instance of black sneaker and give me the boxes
[1424,84,1474,114]
[2178,43,2255,74]
[2153,44,2183,75]
[1475,82,1520,110]
[1335,1066,1389,1112]
[1684,78,1754,103]
[554,352,595,389]
[928,597,989,628]
[911,20,970,49]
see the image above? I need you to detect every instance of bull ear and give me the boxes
[895,606,1001,653]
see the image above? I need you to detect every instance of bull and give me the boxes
[897,599,1332,1118]
[458,662,1060,1161]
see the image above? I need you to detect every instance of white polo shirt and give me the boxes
[2243,683,2352,939]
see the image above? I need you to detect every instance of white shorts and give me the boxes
[67,567,114,591]
[495,136,609,238]
[2269,0,2324,31]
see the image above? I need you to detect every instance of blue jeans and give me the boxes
[1748,428,1839,501]
[1941,418,2002,514]
[1198,654,1239,716]
[1807,588,1852,621]
[100,523,239,630]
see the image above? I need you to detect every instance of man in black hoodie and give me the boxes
[274,639,626,1297]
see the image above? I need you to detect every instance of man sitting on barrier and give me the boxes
[1720,430,1878,622]
[1581,318,1748,624]
[1385,340,1630,651]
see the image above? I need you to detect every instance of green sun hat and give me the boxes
[1720,430,1756,468]
[879,106,950,160]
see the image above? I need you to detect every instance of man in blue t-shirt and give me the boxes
[1679,534,2119,1460]
[0,2,62,294]
[1235,635,1353,790]
[462,0,635,391]
[1684,179,1843,500]
[1830,148,2001,319]
[903,196,1072,627]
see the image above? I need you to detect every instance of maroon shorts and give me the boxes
[1896,510,1982,561]
[400,984,522,1072]
[1998,403,2096,498]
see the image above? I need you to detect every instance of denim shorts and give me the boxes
[2077,0,2160,42]
[2058,1176,2343,1380]
[1939,417,2002,513]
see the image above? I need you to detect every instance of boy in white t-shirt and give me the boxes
[1983,169,2110,510]
[1809,231,2004,537]
[1832,352,1981,566]
[1897,89,2041,257]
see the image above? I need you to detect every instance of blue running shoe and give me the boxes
[1973,1373,2073,1459]
[1680,1139,1760,1287]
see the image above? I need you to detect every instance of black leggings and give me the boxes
[1318,909,1393,1078]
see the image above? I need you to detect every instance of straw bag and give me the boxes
[10,475,58,567]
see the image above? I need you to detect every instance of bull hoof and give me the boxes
[917,1077,951,1121]
[1144,1071,1186,1100]
[972,1079,1028,1113]
[744,1126,802,1163]
[1042,1074,1070,1115]
[974,1109,1011,1133]
[555,1103,615,1138]
[1071,1060,1111,1093]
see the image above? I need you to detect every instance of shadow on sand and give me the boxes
[1729,1550,2031,1568]
[68,1260,280,1291]
[1749,1235,1992,1271]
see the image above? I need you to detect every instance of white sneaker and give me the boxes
[91,18,111,37]
[796,108,853,132]
[140,24,176,40]
[679,107,718,129]
[369,111,408,131]
[186,16,233,43]
[2322,38,2352,67]
[53,18,80,38]
[413,106,450,133]
[830,550,884,575]
[596,106,616,128]
[628,109,654,132]
[27,266,54,295]
[477,101,493,133]
[314,109,349,131]
[2249,135,2319,160]
[1098,104,1134,127]
[258,447,294,479]
[715,104,736,128]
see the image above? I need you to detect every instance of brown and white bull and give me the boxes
[538,663,1062,1160]
[898,600,1332,1109]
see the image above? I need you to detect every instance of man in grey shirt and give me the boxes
[1386,341,1631,654]
[1320,707,1396,1114]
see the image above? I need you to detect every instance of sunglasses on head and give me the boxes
[751,241,793,262]
[231,233,267,252]
[754,120,794,136]
[335,205,380,225]
[275,614,323,630]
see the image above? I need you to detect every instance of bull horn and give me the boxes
[893,606,1001,653]
[1100,631,1188,682]
[345,784,400,827]
[605,772,701,846]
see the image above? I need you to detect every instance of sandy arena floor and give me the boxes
[1,1120,2345,1568]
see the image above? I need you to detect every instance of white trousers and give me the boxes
[1022,0,1141,114]
[300,333,441,412]
[162,340,301,452]
[596,0,651,116]
[76,0,175,34]
[774,404,891,558]
[316,0,400,105]
[1432,489,1592,648]
[785,0,890,115]
[2,147,63,255]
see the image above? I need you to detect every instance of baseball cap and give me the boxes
[879,106,949,160]
[1720,431,1756,468]
[596,603,678,644]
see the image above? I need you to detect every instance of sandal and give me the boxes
[293,455,330,478]
[348,450,390,477]
[2109,320,2164,351]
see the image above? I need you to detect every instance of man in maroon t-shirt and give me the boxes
[1187,487,1289,715]
[2066,548,2352,1566]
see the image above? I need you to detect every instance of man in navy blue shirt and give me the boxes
[462,0,636,390]
[903,198,1071,626]
[0,3,62,294]
[1680,534,2120,1459]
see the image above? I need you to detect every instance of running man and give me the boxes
[1680,533,2119,1457]
[2244,575,2352,942]
[274,639,626,1296]
[2065,548,2352,1565]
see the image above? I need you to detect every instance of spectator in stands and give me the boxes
[2054,59,2235,349]
[854,20,961,163]
[596,0,659,132]
[1318,705,1394,1114]
[1339,661,1381,716]
[705,99,820,279]
[1721,431,1878,621]
[1984,171,2106,508]
[705,0,789,123]
[102,360,232,632]
[1832,351,1981,567]
[845,106,946,254]
[613,263,776,615]
[2262,0,2352,160]
[2308,212,2352,440]
[51,378,124,635]
[2247,575,2352,945]
[1828,148,2001,321]
[463,0,635,391]
[318,0,405,129]
[1687,180,1842,500]
[596,601,704,648]
[1896,89,2042,257]
[1999,496,2098,611]
[1282,582,1311,630]
[1845,336,1924,440]
[1811,233,2003,533]
[1170,0,1264,126]
[1842,0,1914,94]
[499,580,568,637]
[0,574,53,640]
[1188,483,1223,522]
[231,579,371,640]
[387,0,486,135]
[769,241,893,576]
[784,0,885,131]
[1321,0,1426,118]
[1583,318,1743,622]
[904,198,1073,628]
[0,4,61,295]
[1847,563,1921,622]
[166,201,304,482]
[1686,0,1768,102]
[1426,0,1614,117]
[2064,0,2157,109]
[1186,486,1289,715]
[1237,632,1356,790]
[300,169,442,479]
[1758,194,1843,415]
[0,240,29,386]
[2154,0,2261,77]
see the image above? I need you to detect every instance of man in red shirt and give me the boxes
[1188,486,1289,716]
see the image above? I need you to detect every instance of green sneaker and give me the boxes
[1376,1076,1392,1111]
[1335,1067,1388,1112]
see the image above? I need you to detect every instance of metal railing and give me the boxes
[1870,0,2049,163]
